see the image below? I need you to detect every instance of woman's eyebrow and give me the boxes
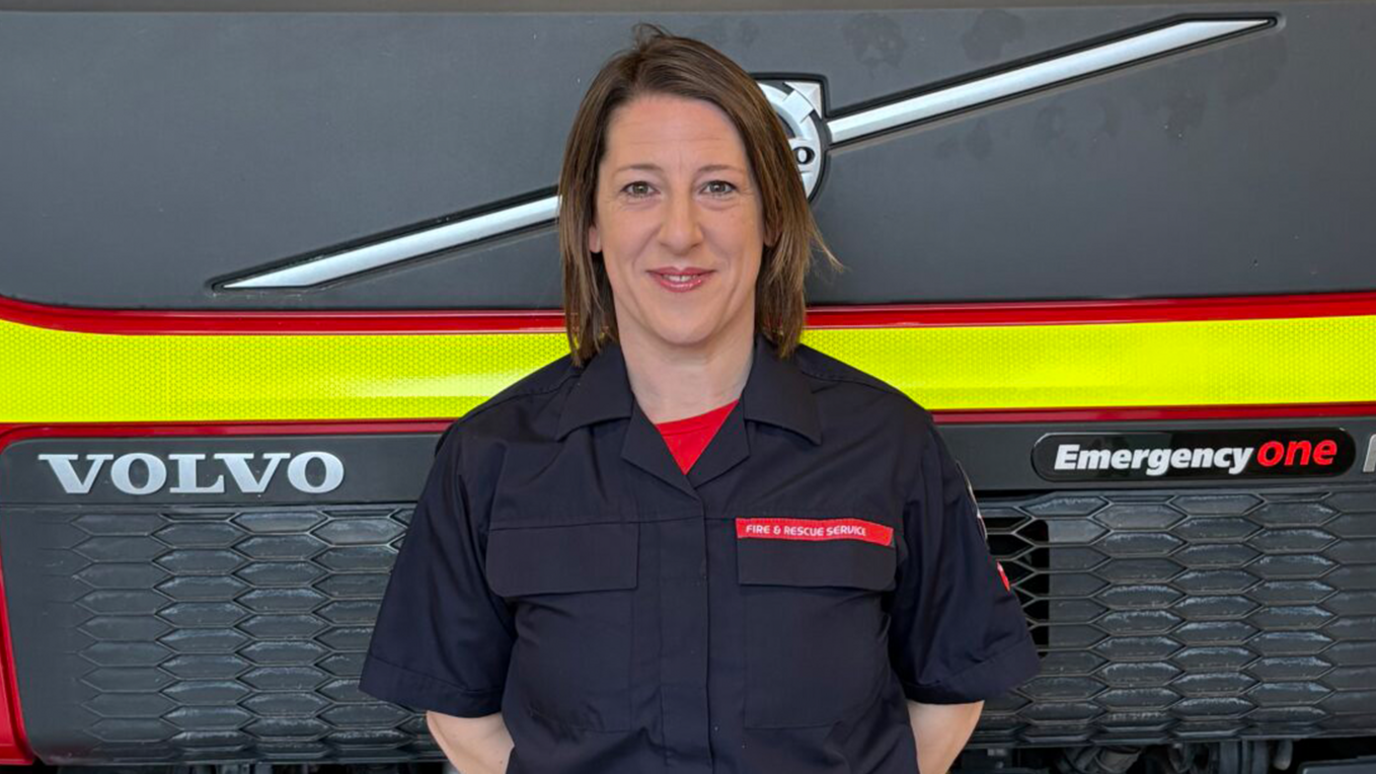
[613,163,664,175]
[611,163,746,175]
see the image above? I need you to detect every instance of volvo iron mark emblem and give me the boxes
[221,18,1269,290]
[760,81,826,198]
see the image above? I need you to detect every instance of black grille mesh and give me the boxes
[6,487,1376,763]
[977,489,1376,746]
[14,504,438,764]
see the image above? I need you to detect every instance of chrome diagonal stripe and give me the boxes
[826,18,1268,143]
[225,197,559,290]
[223,18,1270,290]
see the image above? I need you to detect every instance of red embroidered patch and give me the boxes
[735,517,894,547]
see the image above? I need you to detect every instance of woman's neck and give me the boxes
[619,324,754,425]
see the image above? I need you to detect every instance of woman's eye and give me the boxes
[622,182,654,198]
[703,180,738,196]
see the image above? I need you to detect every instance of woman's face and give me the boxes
[590,93,767,354]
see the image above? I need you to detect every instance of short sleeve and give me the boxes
[887,418,1040,704]
[359,424,516,716]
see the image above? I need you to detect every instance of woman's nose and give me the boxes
[658,191,704,255]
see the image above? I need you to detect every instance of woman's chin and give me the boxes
[646,322,732,352]
[621,305,753,353]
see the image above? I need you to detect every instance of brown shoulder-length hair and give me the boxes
[558,24,841,366]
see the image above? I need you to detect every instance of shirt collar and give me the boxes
[556,333,822,445]
[555,339,636,439]
[739,333,823,445]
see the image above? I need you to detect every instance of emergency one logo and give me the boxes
[1032,429,1357,482]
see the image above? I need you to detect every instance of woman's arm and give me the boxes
[426,710,515,774]
[905,699,984,774]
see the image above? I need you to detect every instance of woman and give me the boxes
[360,25,1038,774]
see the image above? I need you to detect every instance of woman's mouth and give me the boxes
[649,268,712,293]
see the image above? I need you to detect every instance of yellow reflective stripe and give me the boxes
[806,316,1376,410]
[2,314,1375,423]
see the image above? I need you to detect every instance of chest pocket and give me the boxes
[736,518,898,728]
[486,522,638,731]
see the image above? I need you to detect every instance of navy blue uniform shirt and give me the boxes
[360,334,1039,773]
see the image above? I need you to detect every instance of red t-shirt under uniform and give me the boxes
[653,400,739,474]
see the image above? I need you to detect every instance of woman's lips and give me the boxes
[649,269,712,293]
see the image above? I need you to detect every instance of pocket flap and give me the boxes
[486,522,638,597]
[736,517,896,591]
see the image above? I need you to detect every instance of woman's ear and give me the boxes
[588,222,602,254]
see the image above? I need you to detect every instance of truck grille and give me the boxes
[979,488,1376,746]
[3,487,1374,763]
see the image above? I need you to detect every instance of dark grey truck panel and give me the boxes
[1,2,1374,311]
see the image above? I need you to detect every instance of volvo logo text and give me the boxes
[38,451,346,496]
